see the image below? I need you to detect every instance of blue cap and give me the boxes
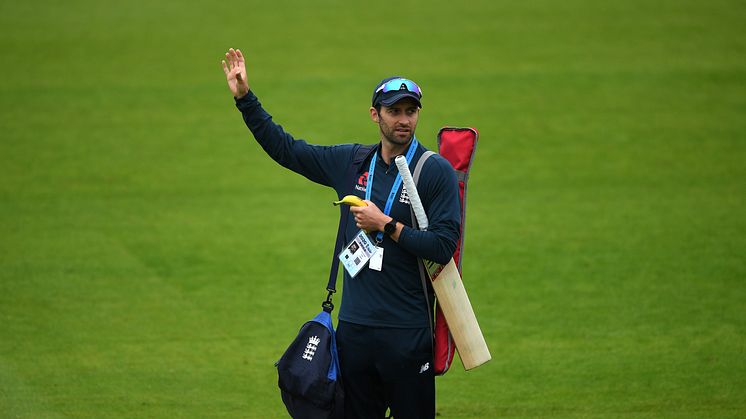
[371,76,423,108]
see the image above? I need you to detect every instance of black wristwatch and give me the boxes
[383,219,397,235]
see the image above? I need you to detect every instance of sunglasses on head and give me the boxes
[375,78,423,97]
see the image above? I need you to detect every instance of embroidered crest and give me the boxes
[302,336,321,361]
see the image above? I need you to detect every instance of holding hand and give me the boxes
[221,48,250,99]
[350,201,391,233]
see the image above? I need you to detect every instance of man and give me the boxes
[222,48,460,418]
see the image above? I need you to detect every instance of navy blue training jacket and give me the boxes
[236,91,461,328]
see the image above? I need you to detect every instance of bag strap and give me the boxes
[409,151,436,333]
[323,144,376,312]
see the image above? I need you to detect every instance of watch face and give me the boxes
[385,221,396,234]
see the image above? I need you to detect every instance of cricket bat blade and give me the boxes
[426,258,491,369]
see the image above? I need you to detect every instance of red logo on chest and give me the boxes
[355,171,369,192]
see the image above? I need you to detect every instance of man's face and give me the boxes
[371,98,420,146]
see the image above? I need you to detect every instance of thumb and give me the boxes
[236,71,243,81]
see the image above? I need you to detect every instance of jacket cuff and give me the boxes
[234,90,258,111]
[398,225,413,246]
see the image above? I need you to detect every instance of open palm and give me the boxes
[221,48,249,98]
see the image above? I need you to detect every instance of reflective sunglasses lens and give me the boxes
[378,78,422,97]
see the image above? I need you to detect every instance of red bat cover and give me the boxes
[434,127,478,375]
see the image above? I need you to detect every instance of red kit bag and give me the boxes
[434,127,478,375]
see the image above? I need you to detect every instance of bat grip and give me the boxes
[395,155,429,230]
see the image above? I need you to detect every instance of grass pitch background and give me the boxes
[1,0,744,417]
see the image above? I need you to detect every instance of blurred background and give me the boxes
[1,0,744,417]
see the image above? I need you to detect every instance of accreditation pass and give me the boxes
[338,230,376,278]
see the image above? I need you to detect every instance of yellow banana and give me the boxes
[333,195,368,207]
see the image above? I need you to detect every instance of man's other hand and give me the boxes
[222,48,250,99]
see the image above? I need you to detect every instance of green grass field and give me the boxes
[1,0,745,417]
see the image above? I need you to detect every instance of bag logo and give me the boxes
[302,336,321,361]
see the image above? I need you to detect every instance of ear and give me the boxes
[369,107,379,123]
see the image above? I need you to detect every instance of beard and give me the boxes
[379,120,415,146]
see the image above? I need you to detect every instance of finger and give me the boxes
[236,49,247,77]
[225,52,233,70]
[230,48,239,66]
[221,60,229,76]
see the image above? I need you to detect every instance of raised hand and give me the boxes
[221,48,250,98]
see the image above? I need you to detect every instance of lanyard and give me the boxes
[365,137,419,243]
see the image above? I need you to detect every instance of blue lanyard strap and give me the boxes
[365,137,419,243]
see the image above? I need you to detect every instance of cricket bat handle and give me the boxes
[395,155,428,230]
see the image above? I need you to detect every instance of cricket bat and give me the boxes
[395,155,491,370]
